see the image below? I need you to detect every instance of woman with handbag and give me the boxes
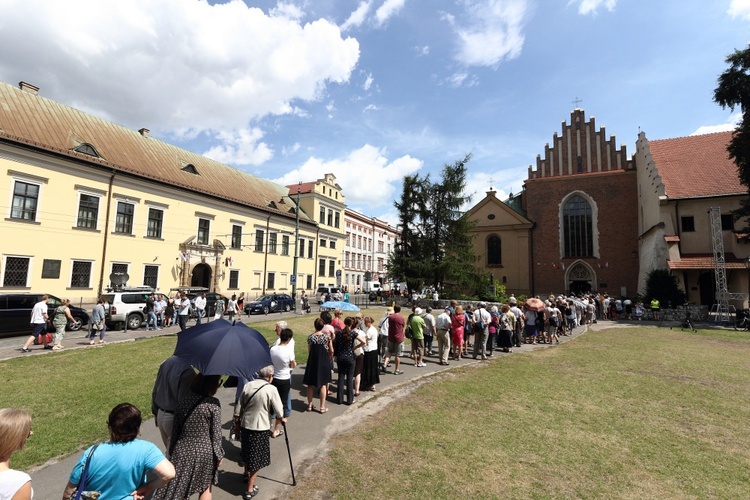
[51,298,75,350]
[233,365,285,499]
[0,408,33,500]
[62,403,175,500]
[153,374,224,500]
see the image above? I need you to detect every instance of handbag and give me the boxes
[72,444,101,500]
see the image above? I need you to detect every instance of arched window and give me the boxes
[563,195,593,257]
[487,235,501,265]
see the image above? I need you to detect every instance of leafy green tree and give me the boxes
[388,155,480,294]
[645,269,687,307]
[714,44,750,229]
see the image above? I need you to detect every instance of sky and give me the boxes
[0,0,748,226]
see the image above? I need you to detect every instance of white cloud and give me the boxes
[203,128,273,165]
[453,0,528,67]
[282,142,301,156]
[0,0,359,165]
[415,45,430,56]
[363,104,380,112]
[375,0,406,26]
[341,0,372,31]
[463,169,526,211]
[573,0,617,16]
[691,113,742,136]
[363,72,375,91]
[447,71,479,88]
[273,144,423,210]
[729,0,750,20]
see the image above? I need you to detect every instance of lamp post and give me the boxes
[291,183,301,311]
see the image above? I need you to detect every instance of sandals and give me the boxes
[307,404,317,412]
[271,430,284,438]
[319,407,329,414]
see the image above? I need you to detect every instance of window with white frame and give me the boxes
[147,208,163,238]
[318,258,326,276]
[298,239,305,258]
[328,260,335,277]
[320,239,327,248]
[229,269,240,289]
[255,229,264,252]
[319,206,326,224]
[115,201,134,234]
[253,271,262,289]
[268,233,277,254]
[70,260,93,288]
[327,209,333,226]
[306,275,313,290]
[10,181,40,221]
[267,272,276,289]
[3,256,30,287]
[335,211,340,228]
[281,235,290,255]
[76,194,100,229]
[197,218,211,245]
[329,240,336,249]
[307,243,313,259]
[143,265,159,289]
[231,225,243,249]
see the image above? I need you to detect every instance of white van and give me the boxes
[315,286,342,303]
[363,281,382,293]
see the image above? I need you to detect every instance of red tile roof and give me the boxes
[287,181,316,195]
[648,131,745,199]
[667,253,747,270]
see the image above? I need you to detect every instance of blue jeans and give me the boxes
[147,311,158,330]
[196,308,204,325]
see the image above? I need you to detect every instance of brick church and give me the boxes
[468,109,648,298]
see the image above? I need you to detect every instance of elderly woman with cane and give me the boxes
[233,365,286,499]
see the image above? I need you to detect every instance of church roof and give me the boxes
[648,131,744,199]
[0,80,312,223]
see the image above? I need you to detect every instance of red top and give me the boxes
[387,314,405,342]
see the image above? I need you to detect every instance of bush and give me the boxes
[645,269,687,307]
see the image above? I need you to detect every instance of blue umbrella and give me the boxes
[320,300,360,312]
[173,319,272,380]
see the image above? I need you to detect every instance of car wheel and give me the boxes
[284,303,290,312]
[127,314,143,330]
[263,306,269,315]
[67,317,83,331]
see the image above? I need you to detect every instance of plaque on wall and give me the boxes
[42,259,61,279]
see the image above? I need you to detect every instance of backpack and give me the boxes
[404,314,414,339]
[34,332,54,345]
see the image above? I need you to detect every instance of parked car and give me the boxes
[183,290,228,318]
[0,293,89,338]
[244,294,294,315]
[100,287,166,330]
[315,286,342,304]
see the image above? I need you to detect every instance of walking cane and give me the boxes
[282,422,296,486]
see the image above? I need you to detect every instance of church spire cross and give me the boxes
[572,96,583,107]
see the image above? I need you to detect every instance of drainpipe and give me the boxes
[97,171,116,295]
[262,215,271,294]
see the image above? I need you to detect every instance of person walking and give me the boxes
[151,356,197,454]
[194,293,207,325]
[361,316,381,391]
[145,293,159,331]
[165,297,175,327]
[410,308,426,367]
[0,408,33,500]
[21,294,50,352]
[214,297,224,320]
[88,298,107,345]
[152,374,224,500]
[51,298,74,350]
[227,294,238,322]
[381,305,406,375]
[177,293,191,332]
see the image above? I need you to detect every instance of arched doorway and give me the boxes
[191,263,212,289]
[565,261,595,295]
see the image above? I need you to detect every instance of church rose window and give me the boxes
[563,195,593,257]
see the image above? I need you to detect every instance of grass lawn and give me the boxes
[0,307,388,471]
[290,325,750,499]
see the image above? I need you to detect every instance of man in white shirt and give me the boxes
[22,294,50,352]
[177,293,191,331]
[509,298,525,347]
[194,293,207,325]
[435,307,452,365]
[472,302,492,360]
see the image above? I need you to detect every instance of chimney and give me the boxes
[19,82,39,95]
[138,128,150,138]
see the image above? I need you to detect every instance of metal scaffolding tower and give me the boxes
[709,206,747,323]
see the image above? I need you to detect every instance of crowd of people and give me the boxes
[4,290,656,499]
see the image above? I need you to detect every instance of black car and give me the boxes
[0,293,90,338]
[244,294,294,315]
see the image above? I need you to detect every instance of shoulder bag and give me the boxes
[73,443,101,500]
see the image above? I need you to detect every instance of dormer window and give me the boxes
[181,164,199,175]
[74,143,100,158]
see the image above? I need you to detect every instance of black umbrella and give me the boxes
[173,319,272,380]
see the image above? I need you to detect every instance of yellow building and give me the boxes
[288,174,346,289]
[0,80,319,301]
[466,189,533,296]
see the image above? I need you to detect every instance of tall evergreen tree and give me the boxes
[714,44,750,230]
[388,155,480,294]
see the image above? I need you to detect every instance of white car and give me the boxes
[100,287,166,330]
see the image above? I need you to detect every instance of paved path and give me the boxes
[18,319,589,499]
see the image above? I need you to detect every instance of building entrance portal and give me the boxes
[566,261,595,295]
[191,263,212,289]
